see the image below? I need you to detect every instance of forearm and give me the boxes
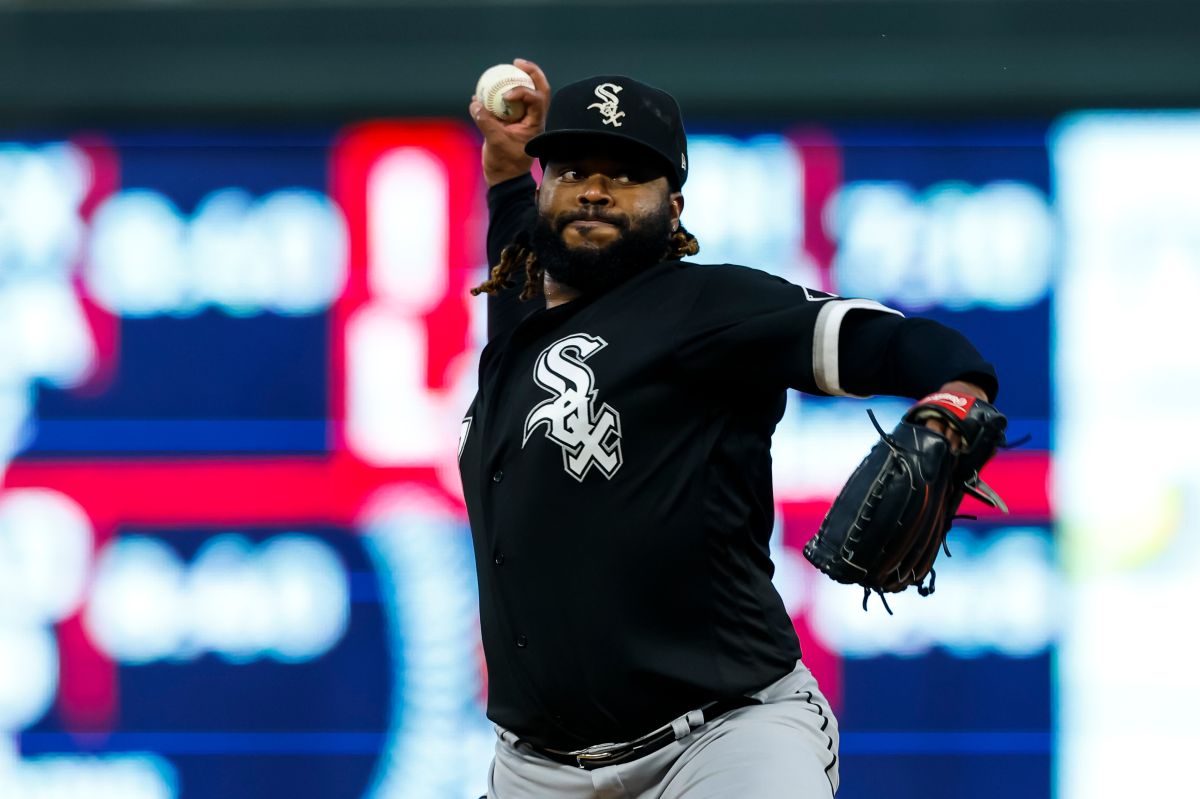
[484,173,539,340]
[470,59,550,339]
[486,173,537,266]
[485,158,534,188]
[839,315,999,401]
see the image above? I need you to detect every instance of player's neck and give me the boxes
[543,273,582,308]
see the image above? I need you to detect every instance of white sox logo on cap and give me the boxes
[587,83,626,128]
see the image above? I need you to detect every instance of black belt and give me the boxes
[525,695,761,771]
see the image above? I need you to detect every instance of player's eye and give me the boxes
[559,169,582,182]
[613,173,635,185]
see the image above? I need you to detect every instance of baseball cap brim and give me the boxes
[526,129,681,187]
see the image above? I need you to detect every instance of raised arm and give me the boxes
[468,58,550,340]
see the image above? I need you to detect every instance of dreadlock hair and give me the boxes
[470,224,700,300]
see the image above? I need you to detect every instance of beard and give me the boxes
[531,204,675,296]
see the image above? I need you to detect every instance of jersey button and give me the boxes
[492,470,504,483]
[493,552,505,566]
[516,634,528,648]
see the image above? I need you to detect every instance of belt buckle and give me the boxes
[563,714,683,769]
[573,746,627,769]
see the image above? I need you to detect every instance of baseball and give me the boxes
[476,64,535,121]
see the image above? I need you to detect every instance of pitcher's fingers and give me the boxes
[509,90,548,128]
[514,58,551,95]
[502,86,541,105]
[924,418,962,450]
[470,100,507,136]
[502,86,545,120]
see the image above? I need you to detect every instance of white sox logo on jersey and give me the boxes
[522,334,623,481]
[586,83,626,128]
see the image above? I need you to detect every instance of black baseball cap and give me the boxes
[526,75,689,189]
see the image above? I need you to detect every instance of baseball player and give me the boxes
[462,59,998,797]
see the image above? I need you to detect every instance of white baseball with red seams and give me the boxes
[476,64,535,121]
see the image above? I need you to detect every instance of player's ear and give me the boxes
[669,192,684,231]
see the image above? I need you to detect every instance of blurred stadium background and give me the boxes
[1,1,1197,797]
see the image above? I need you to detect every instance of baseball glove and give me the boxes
[803,391,1009,613]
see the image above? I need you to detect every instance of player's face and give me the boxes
[537,149,682,251]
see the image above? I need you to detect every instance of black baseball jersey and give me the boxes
[458,174,998,752]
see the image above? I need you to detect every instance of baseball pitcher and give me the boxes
[461,59,1005,797]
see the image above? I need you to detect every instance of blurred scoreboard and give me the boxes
[3,112,1185,799]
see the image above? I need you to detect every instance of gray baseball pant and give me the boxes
[487,659,840,798]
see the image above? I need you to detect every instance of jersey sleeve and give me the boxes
[673,265,903,395]
[485,173,540,341]
[672,264,998,400]
[837,314,1000,400]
